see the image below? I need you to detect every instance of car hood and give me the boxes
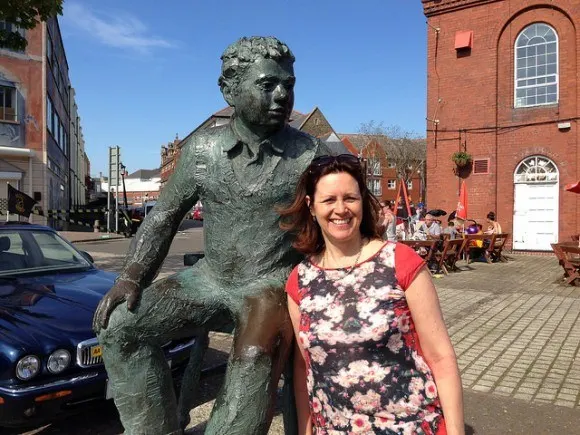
[0,269,117,354]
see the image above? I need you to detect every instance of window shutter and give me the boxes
[473,158,490,174]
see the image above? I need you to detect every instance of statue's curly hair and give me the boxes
[218,36,295,94]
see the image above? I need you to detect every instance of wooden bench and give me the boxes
[488,233,509,263]
[433,238,466,274]
[463,234,490,264]
[551,243,580,285]
[399,239,439,272]
[463,233,509,264]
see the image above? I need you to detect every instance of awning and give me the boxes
[0,146,34,157]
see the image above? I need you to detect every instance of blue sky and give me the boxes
[59,0,428,176]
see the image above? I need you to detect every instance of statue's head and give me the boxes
[219,36,296,133]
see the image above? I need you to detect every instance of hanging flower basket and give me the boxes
[451,151,472,168]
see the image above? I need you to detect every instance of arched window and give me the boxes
[514,155,558,184]
[514,23,558,108]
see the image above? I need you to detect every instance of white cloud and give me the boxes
[62,2,175,54]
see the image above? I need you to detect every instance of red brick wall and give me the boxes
[360,141,422,203]
[424,0,580,248]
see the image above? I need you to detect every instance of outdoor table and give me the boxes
[399,239,439,264]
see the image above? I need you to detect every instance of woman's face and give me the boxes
[307,172,363,246]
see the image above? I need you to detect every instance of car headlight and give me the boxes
[16,355,40,380]
[47,349,71,374]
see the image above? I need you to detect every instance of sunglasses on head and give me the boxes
[310,154,361,170]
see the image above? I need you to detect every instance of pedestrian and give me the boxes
[381,200,397,242]
[279,155,464,434]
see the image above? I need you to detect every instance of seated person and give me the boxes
[484,211,502,234]
[443,221,459,239]
[418,213,442,239]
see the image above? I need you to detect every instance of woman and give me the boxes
[279,155,464,434]
[381,201,397,242]
[484,212,502,235]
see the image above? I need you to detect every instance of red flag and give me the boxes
[565,182,580,194]
[456,181,468,220]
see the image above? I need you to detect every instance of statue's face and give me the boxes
[230,57,295,131]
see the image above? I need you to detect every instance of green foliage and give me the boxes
[0,0,63,51]
[451,151,472,167]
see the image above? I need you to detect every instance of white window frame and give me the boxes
[367,157,381,176]
[406,180,413,190]
[0,85,17,122]
[387,179,396,190]
[368,178,381,196]
[514,23,559,108]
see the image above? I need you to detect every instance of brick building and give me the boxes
[160,106,348,188]
[339,134,424,204]
[0,17,88,220]
[423,0,580,251]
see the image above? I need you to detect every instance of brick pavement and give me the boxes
[78,241,580,432]
[436,254,580,409]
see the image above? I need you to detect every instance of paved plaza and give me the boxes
[31,232,577,434]
[437,254,580,409]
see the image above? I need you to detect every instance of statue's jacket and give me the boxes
[120,123,329,293]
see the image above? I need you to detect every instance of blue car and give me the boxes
[0,224,194,428]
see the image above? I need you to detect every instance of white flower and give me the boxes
[300,264,321,286]
[311,397,322,413]
[301,293,334,314]
[408,376,425,394]
[331,360,389,388]
[350,414,373,433]
[309,346,328,366]
[425,379,438,399]
[374,412,396,430]
[324,303,344,323]
[396,313,411,333]
[387,333,404,354]
[350,389,382,413]
[356,297,379,319]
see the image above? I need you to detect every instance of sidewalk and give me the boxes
[59,230,126,243]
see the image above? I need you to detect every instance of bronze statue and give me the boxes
[93,36,329,435]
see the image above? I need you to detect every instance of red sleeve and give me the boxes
[285,266,300,304]
[395,242,426,291]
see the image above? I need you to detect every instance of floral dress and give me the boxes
[286,242,446,434]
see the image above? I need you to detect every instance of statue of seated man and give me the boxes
[93,36,329,435]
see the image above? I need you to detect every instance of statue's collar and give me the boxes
[223,118,286,155]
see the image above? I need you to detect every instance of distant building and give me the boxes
[0,16,89,222]
[101,168,160,206]
[423,0,579,251]
[339,134,424,204]
[159,106,349,188]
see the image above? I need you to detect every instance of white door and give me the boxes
[513,156,559,250]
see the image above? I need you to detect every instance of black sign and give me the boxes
[8,184,37,218]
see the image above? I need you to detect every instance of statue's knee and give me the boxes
[98,306,133,347]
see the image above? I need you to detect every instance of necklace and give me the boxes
[322,238,365,275]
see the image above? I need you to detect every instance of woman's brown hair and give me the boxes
[278,156,382,255]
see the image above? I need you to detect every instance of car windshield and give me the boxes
[0,229,92,276]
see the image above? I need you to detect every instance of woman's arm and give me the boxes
[405,268,465,435]
[288,296,313,435]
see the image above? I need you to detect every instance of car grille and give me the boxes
[76,338,103,368]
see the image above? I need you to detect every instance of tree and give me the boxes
[358,120,427,198]
[0,0,63,51]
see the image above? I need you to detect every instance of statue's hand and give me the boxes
[93,280,141,333]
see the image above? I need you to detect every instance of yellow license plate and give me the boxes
[91,345,103,358]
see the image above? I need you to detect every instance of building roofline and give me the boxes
[423,0,501,17]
